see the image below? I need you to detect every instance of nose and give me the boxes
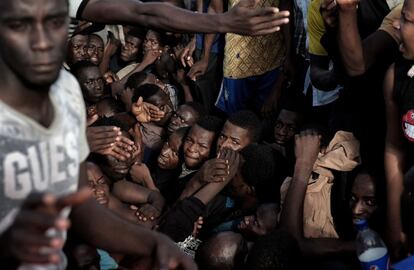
[31,24,53,51]
[221,138,232,149]
[352,200,365,217]
[188,143,197,153]
[279,125,289,136]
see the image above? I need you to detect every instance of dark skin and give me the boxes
[67,34,89,66]
[121,34,142,62]
[146,91,173,127]
[157,131,184,170]
[77,66,106,104]
[87,34,104,65]
[274,109,302,146]
[280,130,355,257]
[310,54,339,91]
[180,149,241,203]
[80,0,290,36]
[350,173,377,224]
[335,0,399,76]
[183,124,215,169]
[237,203,279,239]
[185,0,224,81]
[383,1,414,258]
[217,121,252,152]
[167,104,199,135]
[0,1,196,268]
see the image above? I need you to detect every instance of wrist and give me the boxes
[295,159,315,171]
[216,13,228,33]
[338,4,358,13]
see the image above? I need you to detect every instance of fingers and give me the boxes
[180,48,190,67]
[87,126,121,140]
[22,193,56,210]
[15,210,69,231]
[56,188,93,210]
[87,114,99,126]
[117,136,135,147]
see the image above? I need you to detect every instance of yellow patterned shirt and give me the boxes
[223,0,286,79]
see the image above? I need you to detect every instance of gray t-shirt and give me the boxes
[0,70,89,269]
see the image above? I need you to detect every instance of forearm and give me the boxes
[338,8,365,76]
[385,147,405,238]
[201,0,223,60]
[83,0,225,33]
[179,173,204,200]
[108,196,139,223]
[182,84,194,102]
[194,179,231,205]
[71,198,157,255]
[280,162,313,237]
[112,180,150,204]
[147,191,165,212]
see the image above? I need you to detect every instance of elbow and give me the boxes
[346,66,366,77]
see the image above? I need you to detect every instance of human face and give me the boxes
[87,35,104,65]
[400,1,414,60]
[274,109,301,146]
[350,173,378,224]
[121,35,141,62]
[86,162,110,206]
[167,105,198,135]
[238,204,279,239]
[100,132,135,181]
[157,132,183,169]
[79,66,105,103]
[68,34,88,65]
[217,121,251,152]
[147,92,173,126]
[0,0,68,87]
[143,30,162,54]
[183,125,215,169]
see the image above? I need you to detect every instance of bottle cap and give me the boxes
[355,219,368,231]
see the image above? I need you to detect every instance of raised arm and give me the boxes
[336,0,400,76]
[280,131,355,257]
[383,64,409,260]
[80,0,290,35]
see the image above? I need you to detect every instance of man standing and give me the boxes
[0,0,195,269]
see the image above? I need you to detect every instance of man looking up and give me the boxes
[217,110,262,152]
[0,0,195,269]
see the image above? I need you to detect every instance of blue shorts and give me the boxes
[215,68,280,115]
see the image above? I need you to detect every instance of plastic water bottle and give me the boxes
[356,219,390,270]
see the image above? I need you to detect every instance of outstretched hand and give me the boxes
[131,97,165,123]
[225,0,290,35]
[1,189,92,265]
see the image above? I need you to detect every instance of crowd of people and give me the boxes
[1,0,414,269]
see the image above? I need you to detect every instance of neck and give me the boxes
[0,64,54,127]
